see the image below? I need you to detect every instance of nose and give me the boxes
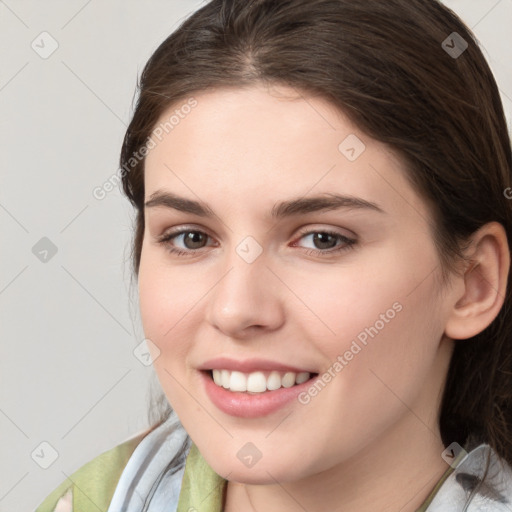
[204,249,285,338]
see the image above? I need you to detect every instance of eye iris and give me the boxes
[184,231,206,249]
[313,232,337,250]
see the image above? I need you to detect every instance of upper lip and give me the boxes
[198,357,316,374]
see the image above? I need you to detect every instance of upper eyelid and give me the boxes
[159,224,354,237]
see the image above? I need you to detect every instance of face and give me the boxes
[138,84,454,484]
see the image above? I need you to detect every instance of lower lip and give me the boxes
[200,370,317,418]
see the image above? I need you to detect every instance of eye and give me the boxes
[292,229,356,256]
[156,228,215,256]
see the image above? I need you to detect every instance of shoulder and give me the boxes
[34,428,151,512]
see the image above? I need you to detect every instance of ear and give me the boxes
[444,222,510,340]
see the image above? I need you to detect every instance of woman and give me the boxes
[36,0,512,510]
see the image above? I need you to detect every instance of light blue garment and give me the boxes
[427,444,512,511]
[107,411,191,512]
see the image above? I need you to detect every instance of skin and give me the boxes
[138,84,509,512]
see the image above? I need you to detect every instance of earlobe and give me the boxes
[444,222,510,341]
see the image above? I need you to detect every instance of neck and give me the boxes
[225,413,449,512]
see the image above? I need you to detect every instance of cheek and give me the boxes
[138,253,200,409]
[291,244,443,386]
[138,245,199,337]
[138,268,171,341]
[137,249,199,373]
[288,254,432,350]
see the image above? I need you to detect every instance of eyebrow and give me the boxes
[144,190,385,218]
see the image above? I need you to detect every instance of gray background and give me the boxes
[0,1,511,510]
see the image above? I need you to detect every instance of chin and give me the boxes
[208,453,310,485]
[224,467,297,485]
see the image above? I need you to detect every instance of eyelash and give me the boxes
[156,227,357,258]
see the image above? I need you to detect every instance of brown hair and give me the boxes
[121,0,512,464]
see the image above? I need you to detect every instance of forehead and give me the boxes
[143,84,429,222]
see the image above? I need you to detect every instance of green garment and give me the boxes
[35,431,147,512]
[36,432,452,512]
[176,443,226,511]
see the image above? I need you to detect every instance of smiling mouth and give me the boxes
[205,369,319,393]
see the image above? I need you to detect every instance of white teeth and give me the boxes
[281,372,296,388]
[212,369,222,386]
[247,371,267,393]
[210,369,313,393]
[267,371,282,391]
[221,369,230,388]
[229,371,247,392]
